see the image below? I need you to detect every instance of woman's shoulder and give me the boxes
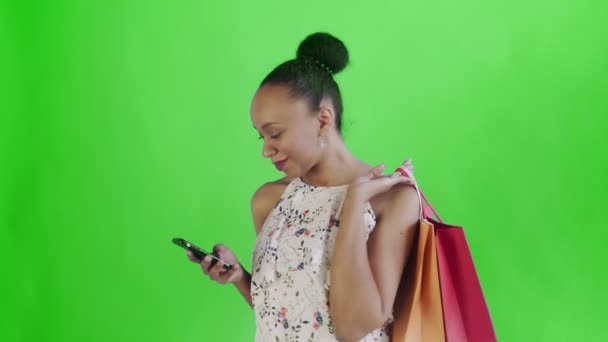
[370,183,420,221]
[252,176,292,199]
[250,176,293,235]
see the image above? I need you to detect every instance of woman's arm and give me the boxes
[329,184,419,341]
[233,268,253,308]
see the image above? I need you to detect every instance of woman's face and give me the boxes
[250,84,322,177]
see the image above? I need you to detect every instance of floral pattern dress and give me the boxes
[251,177,391,341]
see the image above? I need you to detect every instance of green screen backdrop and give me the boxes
[1,0,607,341]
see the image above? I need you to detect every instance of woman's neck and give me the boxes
[301,140,369,187]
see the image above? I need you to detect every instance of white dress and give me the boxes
[251,177,391,341]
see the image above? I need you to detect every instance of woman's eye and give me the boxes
[258,132,282,140]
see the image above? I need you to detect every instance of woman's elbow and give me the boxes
[334,329,366,342]
[333,313,387,341]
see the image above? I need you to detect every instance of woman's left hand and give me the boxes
[346,159,416,203]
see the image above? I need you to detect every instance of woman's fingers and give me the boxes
[366,172,415,193]
[205,257,229,279]
[391,170,404,178]
[218,263,238,282]
[186,243,241,284]
[402,159,414,171]
[393,159,415,178]
[367,164,386,179]
[200,255,215,275]
[186,250,202,263]
[392,166,411,178]
[387,174,415,187]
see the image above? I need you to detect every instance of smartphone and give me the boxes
[172,237,232,271]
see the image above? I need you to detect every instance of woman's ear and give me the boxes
[317,98,336,132]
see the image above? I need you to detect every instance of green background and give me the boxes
[1,0,606,341]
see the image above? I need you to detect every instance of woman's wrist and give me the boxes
[344,190,366,210]
[233,265,251,287]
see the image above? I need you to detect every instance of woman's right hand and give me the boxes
[186,244,245,285]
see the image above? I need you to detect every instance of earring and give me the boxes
[318,134,328,149]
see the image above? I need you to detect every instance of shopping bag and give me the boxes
[423,192,497,342]
[390,179,445,341]
[391,166,497,342]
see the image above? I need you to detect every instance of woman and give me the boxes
[186,32,420,341]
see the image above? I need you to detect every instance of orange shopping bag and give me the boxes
[391,194,445,341]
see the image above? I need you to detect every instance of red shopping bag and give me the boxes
[422,194,497,342]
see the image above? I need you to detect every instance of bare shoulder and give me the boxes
[371,183,420,225]
[250,176,291,235]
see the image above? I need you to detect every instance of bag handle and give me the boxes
[421,191,443,222]
[395,165,443,223]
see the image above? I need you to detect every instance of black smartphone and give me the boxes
[172,237,232,271]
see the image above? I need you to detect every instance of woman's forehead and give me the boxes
[251,85,310,126]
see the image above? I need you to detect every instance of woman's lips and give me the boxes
[273,159,287,171]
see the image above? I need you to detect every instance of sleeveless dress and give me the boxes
[251,177,391,341]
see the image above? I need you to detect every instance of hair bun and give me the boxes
[296,32,349,75]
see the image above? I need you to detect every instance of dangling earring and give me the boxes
[318,134,328,149]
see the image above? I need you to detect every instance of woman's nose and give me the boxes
[262,141,276,158]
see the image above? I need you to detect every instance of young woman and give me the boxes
[186,32,420,341]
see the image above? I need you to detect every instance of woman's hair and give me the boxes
[260,32,349,134]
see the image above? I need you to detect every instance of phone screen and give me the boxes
[172,238,232,270]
